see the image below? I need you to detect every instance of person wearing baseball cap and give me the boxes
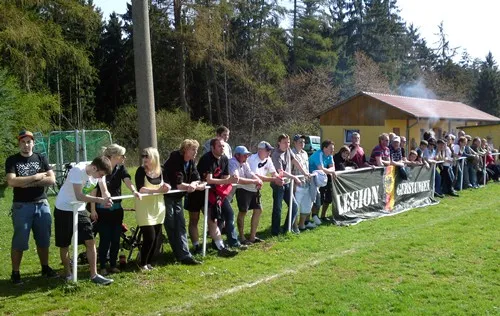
[5,130,57,284]
[229,146,264,245]
[247,140,282,241]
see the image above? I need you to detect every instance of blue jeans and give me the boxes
[434,170,443,195]
[164,197,192,261]
[271,183,298,235]
[467,161,478,187]
[220,198,240,247]
[11,200,51,251]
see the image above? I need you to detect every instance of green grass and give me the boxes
[0,181,498,315]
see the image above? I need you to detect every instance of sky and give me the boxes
[93,0,500,63]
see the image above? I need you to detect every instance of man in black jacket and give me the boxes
[163,139,205,265]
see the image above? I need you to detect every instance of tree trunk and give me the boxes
[174,0,189,113]
[208,55,223,125]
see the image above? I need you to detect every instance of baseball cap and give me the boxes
[392,136,401,143]
[257,141,274,151]
[17,130,34,141]
[293,134,306,142]
[234,145,251,155]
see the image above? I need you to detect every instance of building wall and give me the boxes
[458,124,500,143]
[321,125,386,152]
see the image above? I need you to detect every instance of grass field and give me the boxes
[0,180,498,315]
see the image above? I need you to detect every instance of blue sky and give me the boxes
[93,0,500,63]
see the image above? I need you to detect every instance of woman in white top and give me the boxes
[134,147,170,271]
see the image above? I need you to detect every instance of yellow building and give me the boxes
[456,123,499,145]
[318,91,500,151]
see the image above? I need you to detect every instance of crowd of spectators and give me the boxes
[5,127,499,285]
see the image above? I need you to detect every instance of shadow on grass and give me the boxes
[0,273,68,298]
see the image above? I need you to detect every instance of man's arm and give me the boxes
[6,172,47,188]
[73,183,111,206]
[17,170,56,188]
[206,173,237,185]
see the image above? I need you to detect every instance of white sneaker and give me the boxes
[91,273,114,285]
[65,274,73,282]
[312,215,322,225]
[305,222,317,229]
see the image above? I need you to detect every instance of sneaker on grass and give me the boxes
[312,215,322,225]
[91,274,113,285]
[217,247,238,258]
[11,272,23,285]
[305,222,317,229]
[41,266,59,278]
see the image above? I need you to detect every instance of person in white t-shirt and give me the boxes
[54,156,114,285]
[229,146,263,245]
[247,141,283,240]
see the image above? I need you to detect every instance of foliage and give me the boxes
[473,52,500,117]
[0,69,59,182]
[111,105,214,161]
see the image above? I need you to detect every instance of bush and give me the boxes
[112,105,214,163]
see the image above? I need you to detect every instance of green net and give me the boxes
[34,130,112,165]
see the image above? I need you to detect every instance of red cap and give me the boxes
[18,130,34,141]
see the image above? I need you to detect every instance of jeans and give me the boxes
[220,198,240,247]
[98,221,121,269]
[440,166,454,194]
[467,161,478,187]
[164,197,192,261]
[11,200,51,251]
[434,170,443,195]
[271,182,298,235]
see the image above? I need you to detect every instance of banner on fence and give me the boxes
[332,165,438,225]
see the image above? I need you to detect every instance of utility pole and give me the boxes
[132,0,157,149]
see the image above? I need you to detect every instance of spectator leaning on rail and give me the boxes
[369,133,391,167]
[5,130,58,285]
[463,135,480,188]
[270,134,310,235]
[134,147,171,271]
[91,144,140,276]
[54,155,114,285]
[197,138,243,256]
[422,138,446,198]
[292,135,317,231]
[247,141,282,242]
[228,146,264,245]
[452,136,467,191]
[163,139,205,265]
[349,132,371,168]
[309,139,336,224]
[203,125,232,158]
[436,139,458,197]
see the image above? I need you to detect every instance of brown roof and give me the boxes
[319,91,500,122]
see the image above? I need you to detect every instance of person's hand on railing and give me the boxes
[186,182,197,193]
[273,176,284,186]
[160,182,171,192]
[100,196,113,208]
[229,174,239,184]
[254,177,263,187]
[133,190,142,200]
[196,182,207,191]
[293,176,303,185]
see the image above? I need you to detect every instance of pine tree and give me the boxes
[473,52,500,117]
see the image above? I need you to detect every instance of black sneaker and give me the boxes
[41,266,59,278]
[217,247,238,258]
[181,257,202,265]
[434,192,444,198]
[192,244,202,255]
[11,272,23,285]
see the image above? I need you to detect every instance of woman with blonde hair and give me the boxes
[92,144,140,275]
[134,147,170,271]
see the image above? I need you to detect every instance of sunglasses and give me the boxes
[141,154,149,158]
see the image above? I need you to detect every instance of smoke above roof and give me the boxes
[398,78,436,100]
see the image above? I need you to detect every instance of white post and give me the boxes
[288,180,294,232]
[82,129,87,162]
[483,154,487,186]
[460,158,464,191]
[431,163,436,195]
[75,130,80,163]
[202,187,209,257]
[72,204,79,282]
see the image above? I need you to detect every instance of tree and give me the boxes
[473,52,500,117]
